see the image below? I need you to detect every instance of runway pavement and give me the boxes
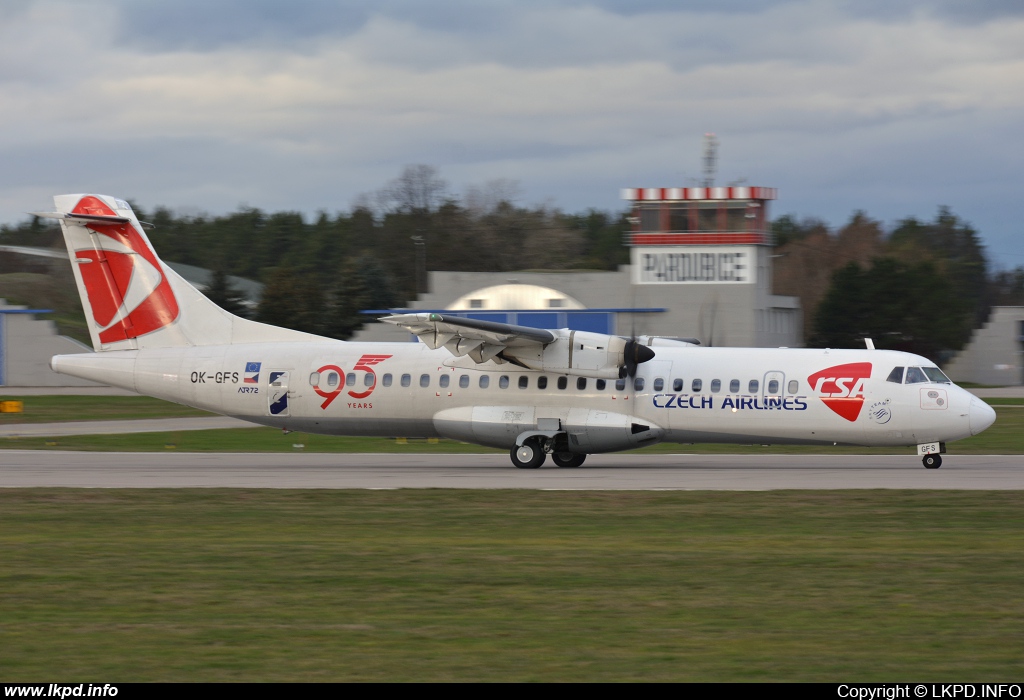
[1,451,1021,489]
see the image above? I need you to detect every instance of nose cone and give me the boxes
[969,398,996,436]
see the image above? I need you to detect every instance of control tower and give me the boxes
[621,186,800,347]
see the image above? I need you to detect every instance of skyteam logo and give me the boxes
[72,196,179,344]
[807,362,872,422]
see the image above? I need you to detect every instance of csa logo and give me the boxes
[72,196,179,344]
[807,362,872,422]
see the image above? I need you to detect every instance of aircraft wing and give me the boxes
[380,312,555,364]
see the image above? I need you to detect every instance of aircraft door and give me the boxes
[763,370,785,407]
[641,360,674,426]
[268,370,290,416]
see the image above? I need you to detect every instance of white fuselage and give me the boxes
[53,341,991,452]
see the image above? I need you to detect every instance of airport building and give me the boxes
[357,185,804,349]
[944,307,1024,385]
[0,301,97,386]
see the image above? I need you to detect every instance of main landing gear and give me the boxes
[510,440,588,469]
[551,452,587,468]
[511,441,546,469]
[922,453,942,469]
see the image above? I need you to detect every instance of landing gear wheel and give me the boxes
[551,452,586,468]
[511,441,546,469]
[922,453,942,469]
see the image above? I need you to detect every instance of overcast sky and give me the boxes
[2,1,1023,266]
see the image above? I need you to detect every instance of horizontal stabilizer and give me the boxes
[31,211,131,225]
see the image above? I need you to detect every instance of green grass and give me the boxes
[5,405,1022,454]
[0,395,212,423]
[1,489,1022,681]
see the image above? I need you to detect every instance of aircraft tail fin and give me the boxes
[44,194,319,352]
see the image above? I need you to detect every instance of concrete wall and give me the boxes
[0,302,100,387]
[944,307,1024,386]
[354,250,803,348]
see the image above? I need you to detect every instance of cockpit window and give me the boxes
[904,367,928,384]
[886,367,904,384]
[922,367,951,384]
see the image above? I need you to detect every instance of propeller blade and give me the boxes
[621,339,656,378]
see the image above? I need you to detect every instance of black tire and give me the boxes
[922,454,942,469]
[511,442,546,469]
[551,452,586,468]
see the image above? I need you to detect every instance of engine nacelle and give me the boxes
[432,405,665,452]
[501,330,633,379]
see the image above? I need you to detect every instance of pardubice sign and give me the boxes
[632,246,754,285]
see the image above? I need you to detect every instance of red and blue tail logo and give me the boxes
[73,196,179,343]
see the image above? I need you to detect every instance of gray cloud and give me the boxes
[2,0,1023,267]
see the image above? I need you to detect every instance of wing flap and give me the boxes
[381,312,556,362]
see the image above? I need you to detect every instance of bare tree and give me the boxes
[465,178,521,215]
[386,164,448,214]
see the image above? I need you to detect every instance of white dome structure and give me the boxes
[447,284,585,311]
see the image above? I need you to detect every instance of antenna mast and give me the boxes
[702,132,718,188]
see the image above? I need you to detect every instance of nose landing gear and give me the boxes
[922,453,942,469]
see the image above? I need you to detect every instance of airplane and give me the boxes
[37,194,996,469]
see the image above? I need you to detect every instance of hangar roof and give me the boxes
[447,283,585,311]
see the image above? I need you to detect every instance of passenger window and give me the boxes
[499,375,509,389]
[596,379,606,391]
[653,378,664,391]
[887,367,905,384]
[710,379,721,393]
[577,377,587,390]
[787,379,798,394]
[439,374,450,388]
[419,374,430,388]
[558,377,568,390]
[673,378,683,392]
[401,373,411,387]
[459,375,470,388]
[479,375,490,389]
[327,372,339,387]
[518,376,529,389]
[309,372,320,386]
[634,377,645,391]
[748,379,759,393]
[346,373,356,387]
[767,379,779,394]
[692,378,702,392]
[382,373,392,387]
[615,378,626,391]
[729,379,740,393]
[364,372,374,387]
[537,376,548,390]
[905,367,927,384]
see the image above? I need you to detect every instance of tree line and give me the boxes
[2,165,1022,360]
[772,207,1020,360]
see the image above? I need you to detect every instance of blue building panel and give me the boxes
[516,312,560,329]
[567,312,613,334]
